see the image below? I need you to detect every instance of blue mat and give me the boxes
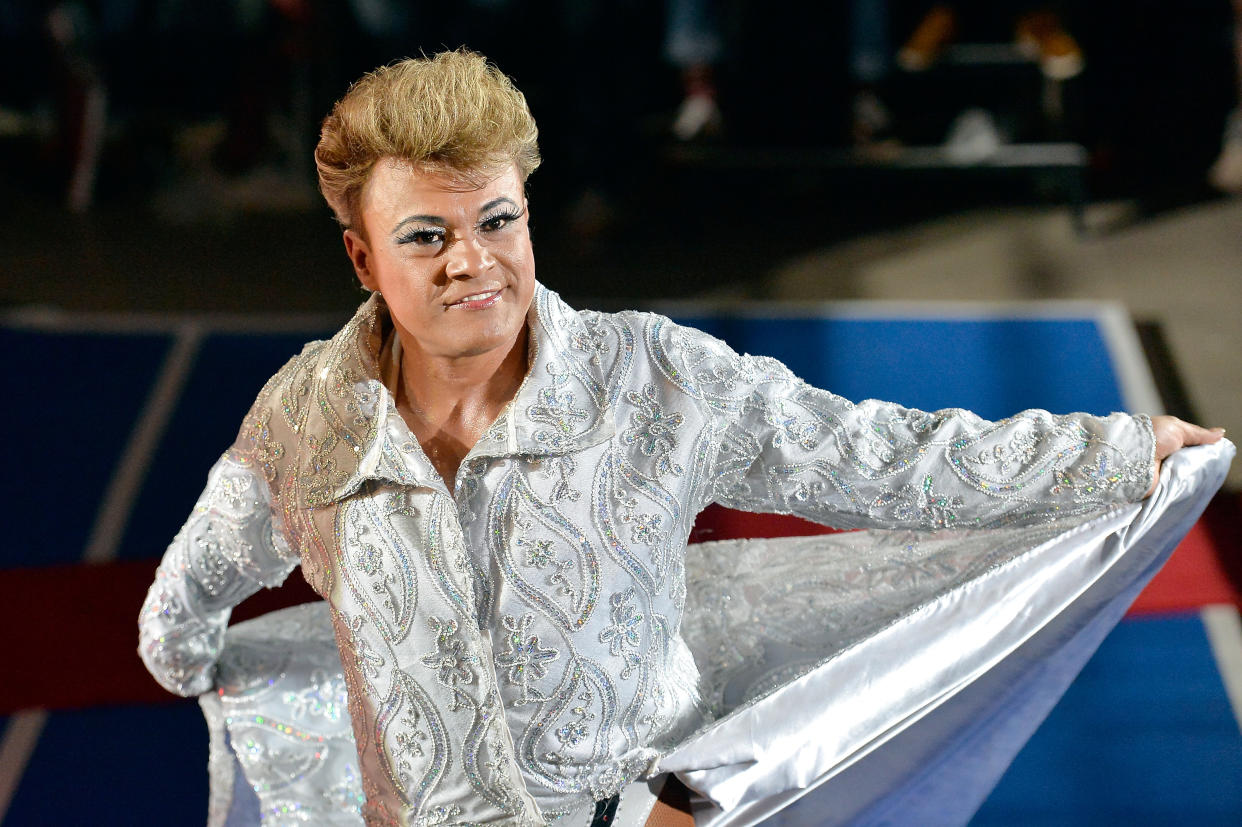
[1,329,169,567]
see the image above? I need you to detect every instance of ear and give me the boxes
[343,229,378,291]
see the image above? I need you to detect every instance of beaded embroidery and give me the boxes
[139,285,1156,824]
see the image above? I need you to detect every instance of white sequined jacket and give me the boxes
[138,285,1157,825]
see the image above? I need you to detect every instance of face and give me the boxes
[343,159,535,363]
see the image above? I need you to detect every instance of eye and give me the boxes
[479,209,523,233]
[395,227,445,247]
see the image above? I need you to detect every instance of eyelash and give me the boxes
[395,228,444,246]
[395,208,524,247]
[478,208,524,233]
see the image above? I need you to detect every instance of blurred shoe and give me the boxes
[672,92,722,141]
[851,90,902,157]
[1208,109,1242,194]
[672,63,722,141]
[1015,11,1084,80]
[944,107,1003,164]
[897,6,956,72]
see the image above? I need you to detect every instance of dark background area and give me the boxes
[1,0,1238,314]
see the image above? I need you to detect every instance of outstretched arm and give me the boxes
[656,319,1160,529]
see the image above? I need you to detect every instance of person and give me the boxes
[138,49,1228,826]
[1209,0,1242,193]
[897,3,1084,80]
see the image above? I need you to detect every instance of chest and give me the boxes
[396,402,498,492]
[308,442,698,628]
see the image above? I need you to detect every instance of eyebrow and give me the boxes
[479,197,518,214]
[390,214,444,236]
[389,197,521,237]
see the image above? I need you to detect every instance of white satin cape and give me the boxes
[199,441,1233,826]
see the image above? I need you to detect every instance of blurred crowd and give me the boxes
[1,0,1239,222]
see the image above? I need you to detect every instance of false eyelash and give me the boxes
[479,207,525,229]
[395,227,445,245]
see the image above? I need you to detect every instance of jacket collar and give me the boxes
[294,284,614,507]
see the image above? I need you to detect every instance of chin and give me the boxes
[443,325,521,359]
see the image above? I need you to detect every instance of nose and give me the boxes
[444,233,496,279]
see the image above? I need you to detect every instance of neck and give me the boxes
[395,325,530,429]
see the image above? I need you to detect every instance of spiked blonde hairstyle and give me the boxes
[315,50,541,229]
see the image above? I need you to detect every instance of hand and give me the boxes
[1145,415,1226,497]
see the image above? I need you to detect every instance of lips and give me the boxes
[448,288,502,309]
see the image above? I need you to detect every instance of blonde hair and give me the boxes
[315,50,541,229]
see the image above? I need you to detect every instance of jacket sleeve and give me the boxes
[659,320,1156,530]
[137,423,300,697]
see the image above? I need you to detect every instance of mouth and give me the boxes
[447,288,503,310]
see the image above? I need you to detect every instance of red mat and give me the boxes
[1129,492,1242,614]
[3,559,318,714]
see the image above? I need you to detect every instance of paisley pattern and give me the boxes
[201,603,366,826]
[139,285,1156,825]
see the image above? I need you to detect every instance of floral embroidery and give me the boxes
[765,402,819,450]
[417,805,463,826]
[599,589,644,678]
[1051,452,1145,499]
[543,454,581,502]
[967,428,1040,473]
[615,491,667,549]
[279,355,318,431]
[548,559,578,603]
[302,432,351,507]
[493,615,558,705]
[282,669,347,721]
[622,383,684,476]
[346,518,400,620]
[519,537,555,569]
[590,761,634,802]
[483,415,508,444]
[141,288,1161,823]
[791,478,826,504]
[242,407,285,482]
[543,678,599,759]
[355,541,382,577]
[346,382,379,427]
[528,367,589,450]
[569,318,611,366]
[483,731,523,809]
[189,523,242,596]
[419,617,475,706]
[904,409,946,434]
[389,685,431,778]
[630,513,663,546]
[395,725,426,759]
[212,472,255,511]
[873,475,964,528]
[348,615,385,682]
[557,709,592,746]
[695,362,746,392]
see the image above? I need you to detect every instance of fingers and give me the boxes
[1143,416,1225,498]
[1151,415,1226,462]
[1189,425,1227,445]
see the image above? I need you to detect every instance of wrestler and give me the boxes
[139,50,1225,826]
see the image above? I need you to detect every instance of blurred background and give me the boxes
[1,0,1240,470]
[2,0,1241,824]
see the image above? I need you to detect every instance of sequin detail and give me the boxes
[139,285,1156,824]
